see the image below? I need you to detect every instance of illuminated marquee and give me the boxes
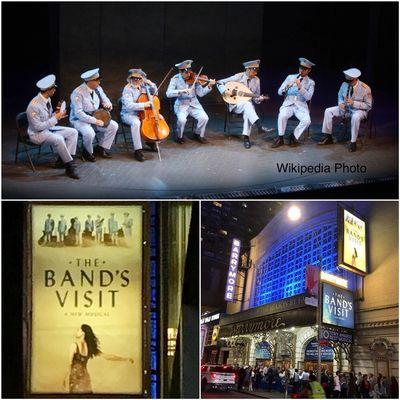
[224,238,241,302]
[338,207,367,275]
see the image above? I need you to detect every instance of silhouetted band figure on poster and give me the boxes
[65,218,77,246]
[63,324,134,393]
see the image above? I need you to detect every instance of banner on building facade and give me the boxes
[304,339,334,361]
[27,204,144,395]
[322,283,355,330]
[305,265,320,307]
[338,207,367,276]
[319,327,353,344]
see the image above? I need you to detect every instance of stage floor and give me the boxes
[2,112,398,199]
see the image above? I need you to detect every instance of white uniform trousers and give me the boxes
[176,107,209,138]
[278,104,311,139]
[322,106,367,143]
[72,120,118,154]
[121,114,142,150]
[232,101,259,136]
[28,127,78,163]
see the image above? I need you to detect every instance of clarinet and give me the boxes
[282,74,302,96]
[343,84,352,118]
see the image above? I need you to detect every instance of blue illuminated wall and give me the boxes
[252,209,356,307]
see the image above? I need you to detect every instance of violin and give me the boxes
[184,71,216,87]
[138,82,170,143]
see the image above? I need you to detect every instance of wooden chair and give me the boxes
[286,100,311,142]
[14,112,52,172]
[340,109,376,145]
[168,98,195,138]
[223,104,244,137]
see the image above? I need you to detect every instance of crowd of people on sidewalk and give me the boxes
[231,363,399,399]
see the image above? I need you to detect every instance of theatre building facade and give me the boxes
[213,202,398,378]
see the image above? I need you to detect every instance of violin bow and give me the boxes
[190,66,204,90]
[154,67,174,96]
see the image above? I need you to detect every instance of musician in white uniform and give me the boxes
[121,68,158,162]
[166,60,215,144]
[217,59,269,149]
[318,68,372,152]
[70,68,118,162]
[26,74,80,179]
[272,58,315,148]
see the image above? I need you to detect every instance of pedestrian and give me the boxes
[293,368,300,394]
[389,376,398,399]
[249,367,255,392]
[321,370,329,397]
[340,372,349,398]
[308,373,326,398]
[333,371,341,398]
[237,365,246,390]
[348,372,359,398]
[357,372,363,392]
[267,365,275,392]
[255,367,262,389]
[373,376,387,398]
[360,374,371,398]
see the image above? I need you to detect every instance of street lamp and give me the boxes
[288,206,301,221]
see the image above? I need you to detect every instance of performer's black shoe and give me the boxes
[65,161,80,179]
[54,156,64,169]
[145,142,158,152]
[243,136,251,149]
[318,134,334,145]
[349,142,357,152]
[288,133,299,147]
[134,150,145,162]
[176,137,185,144]
[81,149,96,162]
[95,145,112,158]
[194,134,208,144]
[271,136,284,148]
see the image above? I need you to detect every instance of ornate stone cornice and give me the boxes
[356,319,398,329]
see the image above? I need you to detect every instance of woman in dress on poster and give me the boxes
[63,324,134,393]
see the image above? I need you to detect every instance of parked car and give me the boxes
[201,364,236,392]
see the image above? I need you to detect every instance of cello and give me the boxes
[137,75,171,161]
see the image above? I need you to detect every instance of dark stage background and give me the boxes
[2,2,398,122]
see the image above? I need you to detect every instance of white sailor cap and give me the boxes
[36,74,57,91]
[81,68,100,81]
[243,59,260,68]
[299,57,315,68]
[343,68,361,79]
[127,68,147,80]
[175,60,193,69]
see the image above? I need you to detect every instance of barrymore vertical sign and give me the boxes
[224,239,241,302]
[30,204,143,395]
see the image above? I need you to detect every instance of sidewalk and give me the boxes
[233,389,286,399]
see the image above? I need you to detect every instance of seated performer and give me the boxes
[166,60,215,144]
[318,68,372,152]
[272,58,315,148]
[26,74,80,179]
[120,68,158,162]
[70,68,118,162]
[217,59,269,149]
